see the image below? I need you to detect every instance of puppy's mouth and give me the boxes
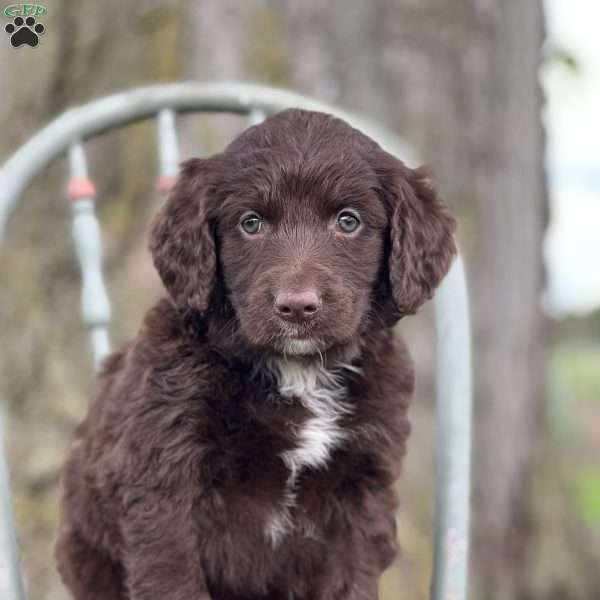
[277,324,321,356]
[280,337,319,356]
[287,330,310,340]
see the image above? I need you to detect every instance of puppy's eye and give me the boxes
[336,210,361,234]
[240,212,263,235]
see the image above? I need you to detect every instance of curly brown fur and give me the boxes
[55,109,456,600]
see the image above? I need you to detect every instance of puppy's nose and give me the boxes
[274,290,321,322]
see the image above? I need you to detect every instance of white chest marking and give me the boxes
[264,359,359,546]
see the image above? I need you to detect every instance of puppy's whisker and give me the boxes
[316,347,324,368]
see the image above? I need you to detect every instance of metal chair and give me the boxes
[0,82,472,600]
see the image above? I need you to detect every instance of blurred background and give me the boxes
[0,1,598,599]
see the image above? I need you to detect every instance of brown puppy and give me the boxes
[55,108,456,600]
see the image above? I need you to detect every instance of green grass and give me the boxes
[552,343,600,401]
[550,341,600,527]
[574,467,600,525]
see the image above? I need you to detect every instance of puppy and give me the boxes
[55,108,456,600]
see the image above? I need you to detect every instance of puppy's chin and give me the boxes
[242,333,324,358]
[262,336,362,367]
[278,338,320,356]
[234,308,364,362]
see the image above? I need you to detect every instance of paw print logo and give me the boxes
[5,16,45,48]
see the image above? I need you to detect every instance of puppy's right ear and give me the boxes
[149,158,219,317]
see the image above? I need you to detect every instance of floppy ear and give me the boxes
[375,154,457,322]
[149,158,218,318]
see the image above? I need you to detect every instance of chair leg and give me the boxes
[0,414,26,600]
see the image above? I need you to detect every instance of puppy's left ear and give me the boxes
[376,152,457,321]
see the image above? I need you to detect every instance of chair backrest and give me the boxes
[0,82,472,600]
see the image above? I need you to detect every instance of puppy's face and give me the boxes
[150,109,457,357]
[216,153,387,356]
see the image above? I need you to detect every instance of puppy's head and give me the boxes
[150,109,456,357]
